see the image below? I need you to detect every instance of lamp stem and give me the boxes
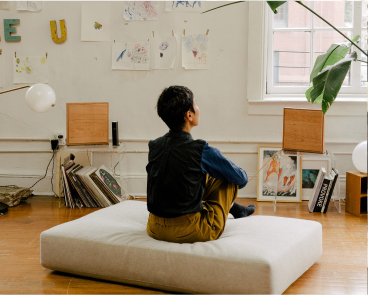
[0,86,30,95]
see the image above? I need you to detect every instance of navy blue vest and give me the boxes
[146,130,206,218]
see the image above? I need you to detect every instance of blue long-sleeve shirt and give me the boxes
[201,142,248,189]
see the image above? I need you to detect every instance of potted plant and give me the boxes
[203,1,367,115]
[203,1,367,153]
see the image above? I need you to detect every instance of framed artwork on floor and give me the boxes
[301,156,331,201]
[257,145,302,202]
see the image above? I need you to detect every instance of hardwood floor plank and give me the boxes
[0,196,366,294]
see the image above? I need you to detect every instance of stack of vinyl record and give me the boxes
[61,155,125,208]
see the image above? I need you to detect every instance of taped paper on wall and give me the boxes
[151,35,177,69]
[182,34,209,69]
[16,1,42,11]
[14,56,48,84]
[81,2,111,41]
[166,1,204,12]
[124,1,158,21]
[112,41,150,70]
[0,2,10,10]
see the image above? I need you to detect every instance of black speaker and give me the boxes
[112,121,120,146]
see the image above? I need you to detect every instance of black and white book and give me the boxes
[308,167,326,213]
[313,174,332,213]
[322,168,339,213]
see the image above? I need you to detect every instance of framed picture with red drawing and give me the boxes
[257,145,302,203]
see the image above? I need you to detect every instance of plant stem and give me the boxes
[296,1,368,57]
[201,1,244,14]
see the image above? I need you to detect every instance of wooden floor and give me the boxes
[0,196,367,295]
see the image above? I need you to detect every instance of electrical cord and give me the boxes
[51,150,59,198]
[110,144,137,199]
[29,151,60,198]
[112,143,126,177]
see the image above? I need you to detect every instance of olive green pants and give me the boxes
[147,174,238,243]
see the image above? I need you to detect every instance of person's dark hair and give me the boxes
[156,86,195,131]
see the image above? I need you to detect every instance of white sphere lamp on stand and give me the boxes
[25,84,56,113]
[352,140,367,173]
[0,83,56,113]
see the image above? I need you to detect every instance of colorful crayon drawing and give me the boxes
[166,1,204,12]
[0,2,10,10]
[81,2,110,41]
[112,41,150,70]
[182,34,209,69]
[124,1,158,21]
[13,56,48,84]
[159,41,169,51]
[159,41,169,58]
[151,35,177,69]
[94,22,102,30]
[16,1,42,11]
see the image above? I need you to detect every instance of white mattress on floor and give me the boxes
[40,200,322,294]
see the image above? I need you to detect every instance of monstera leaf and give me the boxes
[266,1,287,14]
[306,52,357,115]
[202,0,287,13]
[310,35,360,82]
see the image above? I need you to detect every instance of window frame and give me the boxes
[266,1,366,96]
[246,2,366,116]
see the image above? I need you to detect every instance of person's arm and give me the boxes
[201,142,248,189]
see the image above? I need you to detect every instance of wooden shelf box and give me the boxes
[346,171,367,217]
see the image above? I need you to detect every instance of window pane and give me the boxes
[273,1,311,29]
[361,29,367,86]
[362,0,368,28]
[314,31,352,85]
[273,32,310,86]
[314,1,353,28]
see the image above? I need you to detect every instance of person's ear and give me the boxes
[187,111,192,121]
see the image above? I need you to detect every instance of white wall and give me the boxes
[0,1,365,199]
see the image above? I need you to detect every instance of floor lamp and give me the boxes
[0,83,56,215]
[0,83,56,112]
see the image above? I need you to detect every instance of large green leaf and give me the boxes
[310,35,360,82]
[266,1,287,14]
[203,0,287,14]
[308,52,357,115]
[201,1,244,14]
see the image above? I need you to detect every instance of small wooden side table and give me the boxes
[346,171,367,217]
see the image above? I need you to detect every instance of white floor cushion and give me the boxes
[40,200,322,294]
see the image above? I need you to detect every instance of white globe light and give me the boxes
[352,140,367,173]
[25,83,56,113]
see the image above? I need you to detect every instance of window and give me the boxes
[267,1,367,95]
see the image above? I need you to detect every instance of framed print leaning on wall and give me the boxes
[301,156,331,201]
[257,145,302,202]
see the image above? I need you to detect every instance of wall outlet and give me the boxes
[53,133,66,146]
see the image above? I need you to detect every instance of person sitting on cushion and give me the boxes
[146,85,256,244]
